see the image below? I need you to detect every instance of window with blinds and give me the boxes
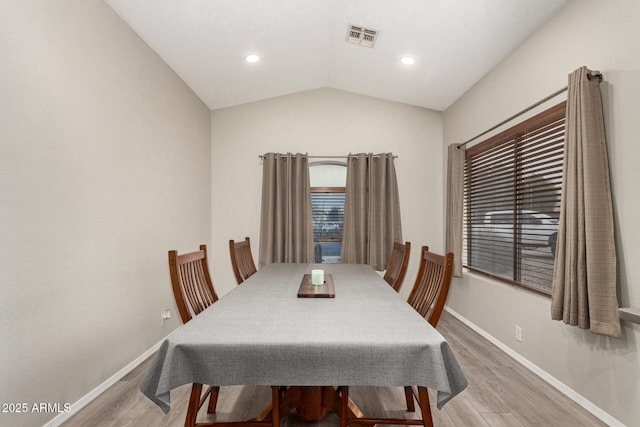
[463,102,566,294]
[310,163,347,264]
[312,192,344,237]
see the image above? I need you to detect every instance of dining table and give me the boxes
[140,262,468,426]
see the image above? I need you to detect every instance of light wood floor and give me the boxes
[62,312,607,427]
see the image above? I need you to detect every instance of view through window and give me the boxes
[310,162,346,263]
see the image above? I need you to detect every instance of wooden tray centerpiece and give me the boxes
[297,273,335,298]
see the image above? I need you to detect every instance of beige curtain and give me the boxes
[445,144,465,277]
[551,67,621,338]
[259,153,314,266]
[341,153,402,270]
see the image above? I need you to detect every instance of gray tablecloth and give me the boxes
[141,263,468,413]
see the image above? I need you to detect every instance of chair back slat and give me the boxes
[406,246,454,327]
[168,244,218,324]
[383,241,411,292]
[229,237,257,284]
[179,262,212,316]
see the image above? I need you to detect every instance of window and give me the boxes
[463,102,565,294]
[310,162,347,263]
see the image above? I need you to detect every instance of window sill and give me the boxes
[619,308,640,325]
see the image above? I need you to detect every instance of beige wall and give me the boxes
[443,1,640,425]
[211,88,442,299]
[0,1,211,426]
[4,1,636,426]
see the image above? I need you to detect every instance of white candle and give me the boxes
[311,269,324,285]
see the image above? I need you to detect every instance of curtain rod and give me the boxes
[456,71,603,150]
[258,154,398,160]
[455,87,567,149]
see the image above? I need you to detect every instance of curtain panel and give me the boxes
[445,144,465,277]
[341,153,402,270]
[258,153,314,266]
[551,67,621,338]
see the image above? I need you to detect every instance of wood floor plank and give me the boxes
[481,412,526,427]
[454,365,511,413]
[442,392,491,427]
[490,365,604,427]
[61,381,134,426]
[198,385,272,423]
[62,313,608,427]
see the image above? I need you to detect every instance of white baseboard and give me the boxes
[444,306,624,427]
[43,339,165,427]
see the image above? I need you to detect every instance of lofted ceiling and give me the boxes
[105,0,568,111]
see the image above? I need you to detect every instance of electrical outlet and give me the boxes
[161,309,171,326]
[515,325,523,342]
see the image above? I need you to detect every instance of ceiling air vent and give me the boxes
[346,24,379,48]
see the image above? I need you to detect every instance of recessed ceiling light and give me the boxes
[401,56,415,66]
[245,54,260,63]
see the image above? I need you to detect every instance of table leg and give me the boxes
[253,387,302,422]
[254,386,365,424]
[296,386,331,420]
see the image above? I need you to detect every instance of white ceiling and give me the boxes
[105,0,568,111]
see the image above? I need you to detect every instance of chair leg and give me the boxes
[339,387,349,427]
[207,385,220,414]
[185,383,203,427]
[404,386,415,412]
[271,386,280,427]
[417,387,433,427]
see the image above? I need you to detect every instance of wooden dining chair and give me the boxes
[169,245,283,427]
[338,246,454,427]
[403,245,455,412]
[168,245,220,416]
[229,237,258,284]
[383,241,411,292]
